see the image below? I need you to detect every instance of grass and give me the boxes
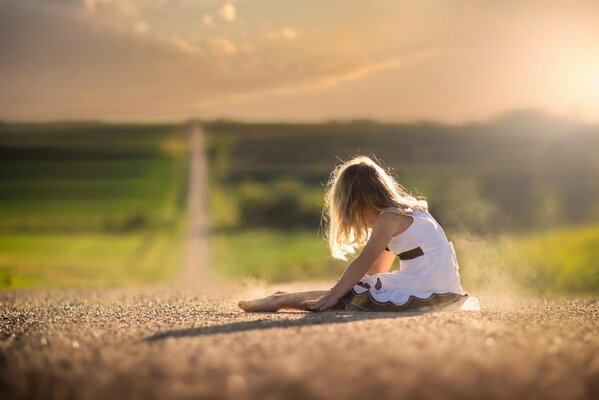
[499,224,599,294]
[210,230,346,283]
[210,225,599,295]
[0,224,185,288]
[0,123,189,289]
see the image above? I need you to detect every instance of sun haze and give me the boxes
[1,0,598,123]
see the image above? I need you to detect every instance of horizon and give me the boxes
[2,108,598,128]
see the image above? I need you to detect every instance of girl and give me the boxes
[238,155,468,312]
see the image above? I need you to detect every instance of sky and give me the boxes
[1,0,599,123]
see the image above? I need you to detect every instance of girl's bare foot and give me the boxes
[238,295,280,312]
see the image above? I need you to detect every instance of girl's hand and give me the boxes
[302,291,340,312]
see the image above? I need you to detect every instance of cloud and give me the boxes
[281,27,297,40]
[168,35,201,55]
[0,1,456,122]
[219,4,236,22]
[191,56,411,109]
[210,38,236,55]
[268,27,298,40]
[83,0,107,12]
[6,0,599,122]
[117,2,137,17]
[83,0,136,16]
[133,20,149,35]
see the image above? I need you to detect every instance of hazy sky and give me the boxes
[1,0,599,122]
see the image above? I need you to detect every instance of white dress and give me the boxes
[336,207,468,312]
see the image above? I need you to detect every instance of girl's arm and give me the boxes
[303,213,398,311]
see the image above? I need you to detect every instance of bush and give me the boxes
[103,213,149,232]
[238,180,322,230]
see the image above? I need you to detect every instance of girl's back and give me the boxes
[380,207,463,296]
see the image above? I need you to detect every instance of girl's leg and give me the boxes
[238,290,329,312]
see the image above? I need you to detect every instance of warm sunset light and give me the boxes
[592,71,599,94]
[2,2,599,400]
[1,0,599,123]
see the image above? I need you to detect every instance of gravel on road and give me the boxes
[1,285,598,400]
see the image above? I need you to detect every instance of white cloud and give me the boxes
[133,20,149,35]
[210,38,236,55]
[11,0,599,123]
[82,0,139,19]
[169,35,201,55]
[117,2,138,17]
[191,57,408,110]
[83,0,114,12]
[83,0,137,17]
[267,27,299,41]
[219,4,236,22]
[83,0,95,11]
[281,27,298,40]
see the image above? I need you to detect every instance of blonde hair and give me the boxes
[322,155,428,260]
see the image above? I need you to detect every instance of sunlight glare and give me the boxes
[592,71,599,94]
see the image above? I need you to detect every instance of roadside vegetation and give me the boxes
[0,123,188,288]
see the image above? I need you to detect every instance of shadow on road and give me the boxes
[144,311,413,342]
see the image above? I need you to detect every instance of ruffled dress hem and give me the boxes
[333,290,468,312]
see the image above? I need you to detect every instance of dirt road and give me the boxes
[179,122,211,287]
[1,288,598,400]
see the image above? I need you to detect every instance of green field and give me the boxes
[210,225,599,295]
[210,230,344,283]
[492,224,599,294]
[0,123,189,288]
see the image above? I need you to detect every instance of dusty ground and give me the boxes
[1,285,598,400]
